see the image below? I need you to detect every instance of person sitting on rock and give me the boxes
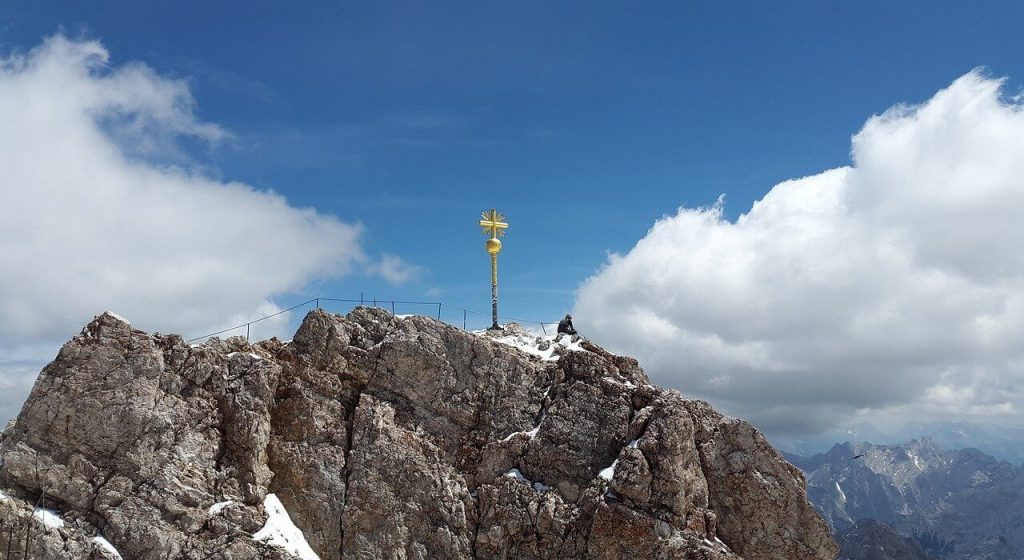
[557,314,577,335]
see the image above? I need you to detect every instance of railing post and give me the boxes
[437,303,442,321]
[463,310,467,330]
[391,300,395,315]
[22,510,31,560]
[246,323,250,342]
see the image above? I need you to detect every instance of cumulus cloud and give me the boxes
[575,70,1024,437]
[0,35,403,424]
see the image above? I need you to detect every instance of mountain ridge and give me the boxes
[789,438,1024,559]
[775,422,1024,466]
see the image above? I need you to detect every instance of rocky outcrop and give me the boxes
[0,308,837,559]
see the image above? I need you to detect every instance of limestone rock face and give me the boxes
[0,308,837,559]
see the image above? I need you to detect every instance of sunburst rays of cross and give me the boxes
[479,209,508,238]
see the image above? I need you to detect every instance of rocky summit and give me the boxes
[0,308,837,559]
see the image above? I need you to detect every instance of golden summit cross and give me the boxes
[479,208,508,330]
[479,208,508,238]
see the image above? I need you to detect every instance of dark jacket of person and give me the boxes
[557,315,577,335]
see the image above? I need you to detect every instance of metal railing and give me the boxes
[186,295,557,342]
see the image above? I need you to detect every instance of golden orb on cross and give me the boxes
[486,237,502,254]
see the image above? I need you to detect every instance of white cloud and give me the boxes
[0,35,389,424]
[369,254,422,285]
[575,70,1024,437]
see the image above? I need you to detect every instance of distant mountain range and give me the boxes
[836,520,935,560]
[788,438,1024,559]
[775,421,1024,465]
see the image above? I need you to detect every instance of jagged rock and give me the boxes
[341,394,474,559]
[682,398,840,559]
[0,492,99,560]
[0,308,837,559]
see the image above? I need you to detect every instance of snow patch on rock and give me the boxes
[481,329,588,362]
[599,459,619,481]
[227,352,263,360]
[253,493,321,560]
[501,411,545,442]
[93,535,123,559]
[208,500,237,516]
[33,507,64,529]
[504,468,530,483]
[504,468,551,493]
[102,311,131,325]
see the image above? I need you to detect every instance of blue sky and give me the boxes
[7,1,1023,330]
[5,3,1024,439]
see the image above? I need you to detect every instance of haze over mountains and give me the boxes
[788,438,1024,560]
[775,421,1024,466]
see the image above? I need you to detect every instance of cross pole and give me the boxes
[479,208,508,330]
